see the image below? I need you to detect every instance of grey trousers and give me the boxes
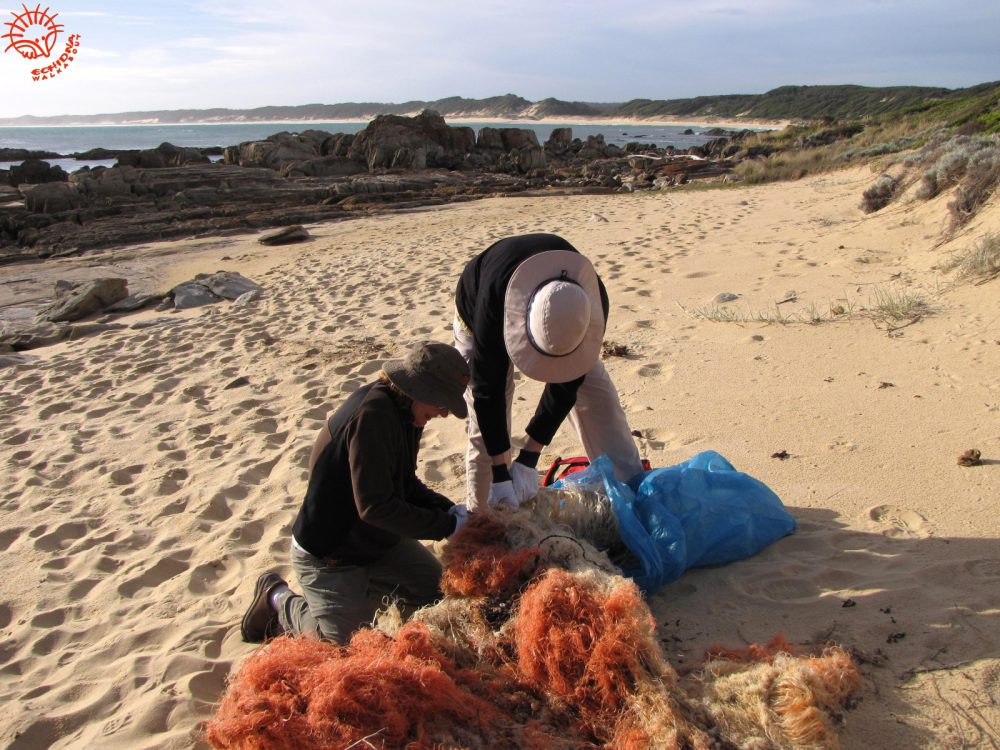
[453,316,644,510]
[277,538,444,644]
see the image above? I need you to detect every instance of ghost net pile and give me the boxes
[207,486,860,749]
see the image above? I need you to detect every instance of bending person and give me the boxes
[454,233,643,510]
[240,341,471,644]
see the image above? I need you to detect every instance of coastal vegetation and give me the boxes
[714,82,1000,240]
[1,80,997,128]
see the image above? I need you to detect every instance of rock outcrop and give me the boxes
[0,113,748,260]
[8,159,69,186]
[35,277,129,322]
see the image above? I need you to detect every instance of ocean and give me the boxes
[0,121,733,172]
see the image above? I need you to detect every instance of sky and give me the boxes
[0,0,997,118]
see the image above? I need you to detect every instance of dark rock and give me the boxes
[0,148,62,161]
[348,110,475,171]
[279,155,366,178]
[474,126,547,173]
[234,289,262,305]
[117,142,210,169]
[224,376,251,389]
[476,127,504,150]
[0,321,70,349]
[23,182,82,213]
[171,280,223,309]
[195,270,264,299]
[544,127,573,154]
[514,146,546,172]
[258,225,310,245]
[72,147,131,161]
[36,277,128,322]
[106,292,165,313]
[498,128,539,150]
[9,159,69,186]
[322,133,355,156]
[226,131,333,169]
[0,319,122,350]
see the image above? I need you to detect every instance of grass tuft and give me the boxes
[942,233,1000,282]
[864,286,928,323]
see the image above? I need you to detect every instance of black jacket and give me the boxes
[292,381,456,563]
[455,233,609,457]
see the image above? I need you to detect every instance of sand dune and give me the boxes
[1,164,997,748]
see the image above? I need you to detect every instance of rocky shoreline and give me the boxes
[0,110,757,261]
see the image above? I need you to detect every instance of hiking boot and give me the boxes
[240,572,286,643]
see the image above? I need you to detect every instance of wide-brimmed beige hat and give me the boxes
[503,250,604,383]
[383,342,469,418]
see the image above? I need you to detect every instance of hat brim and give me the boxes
[503,249,604,383]
[382,361,469,419]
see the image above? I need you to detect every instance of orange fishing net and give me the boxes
[206,621,597,750]
[513,568,653,726]
[439,514,539,598]
[208,500,861,750]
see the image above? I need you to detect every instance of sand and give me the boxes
[0,165,997,749]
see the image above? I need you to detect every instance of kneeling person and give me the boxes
[241,342,471,644]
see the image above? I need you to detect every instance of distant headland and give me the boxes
[1,82,996,126]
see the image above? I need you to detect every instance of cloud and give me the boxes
[1,0,998,116]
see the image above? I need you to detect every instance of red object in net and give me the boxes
[440,513,539,598]
[542,456,652,486]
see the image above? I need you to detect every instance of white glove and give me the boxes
[511,460,539,503]
[487,480,518,509]
[448,503,469,535]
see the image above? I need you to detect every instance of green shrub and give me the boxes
[860,174,898,212]
[948,150,1000,231]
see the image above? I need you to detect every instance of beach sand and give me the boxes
[0,164,997,749]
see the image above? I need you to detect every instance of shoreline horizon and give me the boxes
[0,114,790,131]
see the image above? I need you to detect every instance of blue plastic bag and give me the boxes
[555,451,796,593]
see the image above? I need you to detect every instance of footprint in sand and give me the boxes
[117,553,191,598]
[868,504,933,539]
[964,559,1000,579]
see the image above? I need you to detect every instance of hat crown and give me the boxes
[502,246,603,384]
[527,279,592,357]
[404,342,468,392]
[384,342,469,419]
